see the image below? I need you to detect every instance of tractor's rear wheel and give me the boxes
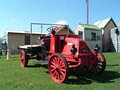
[88,53,106,75]
[20,50,28,67]
[48,53,68,83]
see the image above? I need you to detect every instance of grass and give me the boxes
[0,53,120,90]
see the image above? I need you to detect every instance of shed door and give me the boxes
[25,36,30,45]
[78,31,83,39]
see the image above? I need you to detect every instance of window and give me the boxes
[97,36,101,40]
[78,31,83,39]
[25,36,30,45]
[91,32,96,41]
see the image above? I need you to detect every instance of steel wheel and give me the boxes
[88,53,106,75]
[20,50,28,67]
[48,53,68,83]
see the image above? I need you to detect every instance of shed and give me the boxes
[75,24,102,52]
[4,30,47,54]
[94,18,117,52]
[111,26,120,52]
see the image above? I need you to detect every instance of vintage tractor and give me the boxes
[19,23,106,83]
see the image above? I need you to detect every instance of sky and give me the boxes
[0,0,120,37]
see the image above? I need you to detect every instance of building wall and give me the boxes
[84,29,102,52]
[103,21,116,51]
[111,28,117,52]
[74,25,85,40]
[75,26,102,52]
[7,33,43,54]
[111,27,120,52]
[118,26,120,52]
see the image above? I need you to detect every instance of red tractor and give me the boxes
[19,23,106,83]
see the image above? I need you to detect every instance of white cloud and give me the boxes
[55,20,67,25]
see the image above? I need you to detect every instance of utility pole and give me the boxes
[86,0,89,25]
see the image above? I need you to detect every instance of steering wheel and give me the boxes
[47,26,57,32]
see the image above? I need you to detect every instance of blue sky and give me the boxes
[0,0,120,37]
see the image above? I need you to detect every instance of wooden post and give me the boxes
[7,49,11,60]
[86,0,89,25]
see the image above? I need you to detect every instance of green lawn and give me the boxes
[0,53,120,90]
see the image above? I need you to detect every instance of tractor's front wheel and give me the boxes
[88,53,106,75]
[48,53,68,83]
[20,50,28,67]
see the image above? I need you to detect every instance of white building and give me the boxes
[111,26,120,52]
[4,30,47,54]
[75,24,102,52]
[94,18,117,52]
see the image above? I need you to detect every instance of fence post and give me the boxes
[7,49,11,60]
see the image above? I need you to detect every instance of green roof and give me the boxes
[79,24,101,30]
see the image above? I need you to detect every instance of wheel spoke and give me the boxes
[52,59,56,65]
[54,57,58,64]
[55,71,59,79]
[60,62,64,66]
[97,63,102,67]
[59,65,65,69]
[57,58,60,66]
[56,57,59,64]
[96,65,101,71]
[56,57,61,66]
[58,72,61,80]
[59,61,65,68]
[95,66,100,73]
[97,63,103,66]
[50,64,55,68]
[59,74,63,80]
[50,68,56,72]
[60,70,65,77]
[51,61,55,65]
[60,69,66,72]
[97,65,102,70]
[52,70,56,77]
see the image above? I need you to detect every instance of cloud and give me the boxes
[55,20,67,25]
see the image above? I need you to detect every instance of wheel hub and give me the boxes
[55,66,60,72]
